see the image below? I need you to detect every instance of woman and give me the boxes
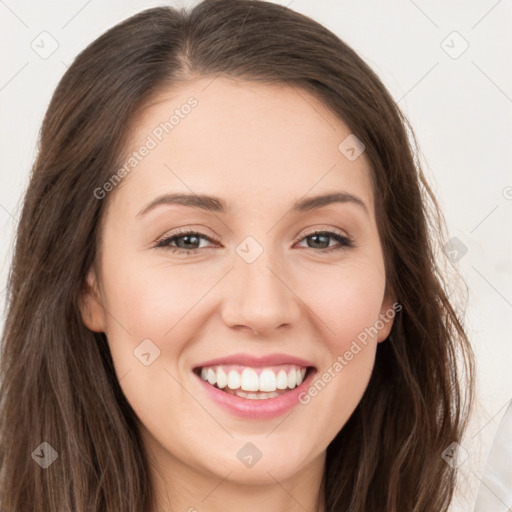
[0,0,474,510]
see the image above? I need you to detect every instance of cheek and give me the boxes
[98,254,229,402]
[299,259,386,350]
[294,258,385,424]
[97,258,208,429]
[295,272,383,445]
[101,254,214,340]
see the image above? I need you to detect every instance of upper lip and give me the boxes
[192,353,316,370]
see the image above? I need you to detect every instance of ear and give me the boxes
[78,267,107,333]
[376,292,399,343]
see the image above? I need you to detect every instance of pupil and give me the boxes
[179,235,199,249]
[309,234,329,249]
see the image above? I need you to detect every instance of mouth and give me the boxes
[193,364,315,400]
[191,353,317,418]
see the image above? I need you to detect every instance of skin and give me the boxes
[80,76,395,512]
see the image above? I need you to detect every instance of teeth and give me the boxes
[276,370,288,389]
[216,368,227,389]
[227,370,241,390]
[287,368,297,388]
[224,388,280,400]
[198,364,309,394]
[259,369,277,392]
[207,368,217,386]
[241,368,259,391]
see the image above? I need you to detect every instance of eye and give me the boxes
[295,229,354,253]
[153,228,354,255]
[154,229,217,253]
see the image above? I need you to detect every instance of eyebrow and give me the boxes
[136,191,368,218]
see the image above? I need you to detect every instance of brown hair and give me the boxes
[0,1,474,510]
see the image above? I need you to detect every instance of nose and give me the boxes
[220,248,301,337]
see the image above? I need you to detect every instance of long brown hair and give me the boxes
[0,1,474,510]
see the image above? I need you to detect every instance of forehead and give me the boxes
[109,76,374,218]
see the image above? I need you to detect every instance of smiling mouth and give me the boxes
[193,364,314,400]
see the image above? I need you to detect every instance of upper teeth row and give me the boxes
[199,365,307,392]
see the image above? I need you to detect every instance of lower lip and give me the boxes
[194,369,317,420]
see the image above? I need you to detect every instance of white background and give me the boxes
[0,1,511,510]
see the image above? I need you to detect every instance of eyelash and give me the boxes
[153,228,354,255]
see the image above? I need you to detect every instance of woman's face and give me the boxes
[81,76,395,491]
